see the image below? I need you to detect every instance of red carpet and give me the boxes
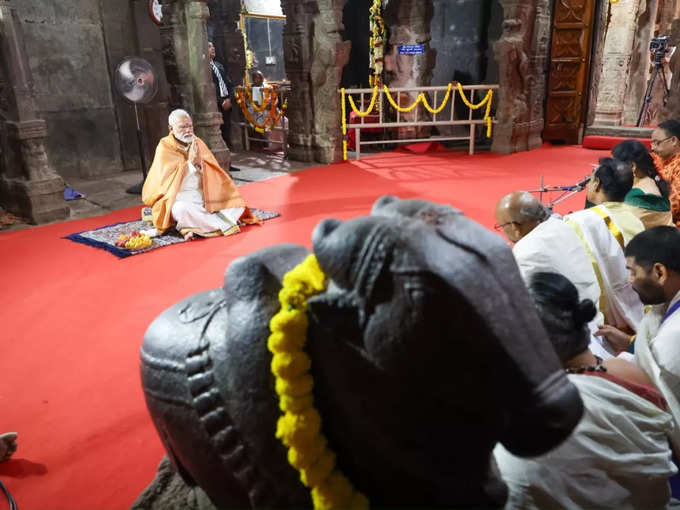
[0,145,600,509]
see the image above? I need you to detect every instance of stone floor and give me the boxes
[1,150,319,232]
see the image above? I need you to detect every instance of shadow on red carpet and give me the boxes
[0,144,601,509]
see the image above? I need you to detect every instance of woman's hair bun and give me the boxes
[573,298,597,327]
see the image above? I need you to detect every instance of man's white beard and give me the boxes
[174,132,194,144]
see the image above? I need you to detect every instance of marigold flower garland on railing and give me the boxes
[267,254,369,510]
[347,86,379,117]
[235,86,288,134]
[455,82,494,137]
[421,82,453,114]
[340,82,494,159]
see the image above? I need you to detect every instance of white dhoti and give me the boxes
[171,162,244,235]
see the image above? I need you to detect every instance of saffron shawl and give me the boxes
[142,134,260,232]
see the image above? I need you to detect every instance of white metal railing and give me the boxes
[340,83,498,160]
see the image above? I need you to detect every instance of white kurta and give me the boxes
[635,290,680,451]
[513,216,608,358]
[171,161,244,235]
[494,374,677,510]
[565,206,644,338]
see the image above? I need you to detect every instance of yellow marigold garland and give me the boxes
[268,255,369,509]
[382,85,422,113]
[455,83,494,137]
[341,88,348,161]
[347,86,379,117]
[421,82,453,114]
[368,0,385,87]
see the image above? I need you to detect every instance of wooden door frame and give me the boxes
[543,0,599,144]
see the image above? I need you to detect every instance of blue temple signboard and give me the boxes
[397,44,426,55]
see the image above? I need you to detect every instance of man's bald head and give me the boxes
[495,191,549,243]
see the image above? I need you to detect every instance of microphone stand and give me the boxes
[526,174,591,209]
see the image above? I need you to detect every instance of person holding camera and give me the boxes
[651,120,680,227]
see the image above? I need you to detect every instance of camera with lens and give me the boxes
[650,35,671,65]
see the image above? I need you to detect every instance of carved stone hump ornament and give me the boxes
[140,196,583,508]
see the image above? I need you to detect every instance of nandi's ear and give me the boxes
[307,291,364,344]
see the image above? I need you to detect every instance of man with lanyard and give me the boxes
[208,41,240,172]
[565,158,645,353]
[652,120,680,227]
[596,227,680,449]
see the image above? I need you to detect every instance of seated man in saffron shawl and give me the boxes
[142,109,260,240]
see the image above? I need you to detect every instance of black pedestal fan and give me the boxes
[114,57,158,194]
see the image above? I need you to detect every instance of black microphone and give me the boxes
[574,175,591,189]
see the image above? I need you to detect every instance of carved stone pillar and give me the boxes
[0,0,67,224]
[160,0,230,167]
[282,0,350,163]
[383,0,435,140]
[220,0,246,86]
[492,0,551,154]
[623,0,657,125]
[593,0,642,125]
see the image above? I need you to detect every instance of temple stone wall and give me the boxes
[12,0,168,180]
[16,1,123,179]
[430,0,501,86]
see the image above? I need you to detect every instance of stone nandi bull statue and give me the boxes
[137,196,583,508]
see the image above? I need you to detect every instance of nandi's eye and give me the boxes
[402,274,441,307]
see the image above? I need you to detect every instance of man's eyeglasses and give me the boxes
[494,221,520,231]
[651,135,675,146]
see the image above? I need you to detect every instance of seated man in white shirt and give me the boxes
[596,227,680,441]
[565,158,645,341]
[495,191,608,357]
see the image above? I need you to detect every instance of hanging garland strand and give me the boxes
[420,83,454,114]
[341,88,348,161]
[368,0,385,87]
[268,255,369,510]
[455,83,494,137]
[347,87,380,117]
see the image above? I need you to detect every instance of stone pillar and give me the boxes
[160,0,230,167]
[593,0,642,125]
[282,0,350,163]
[0,0,67,224]
[623,0,657,125]
[492,0,551,154]
[218,0,246,151]
[220,0,246,86]
[587,0,614,127]
[383,0,436,140]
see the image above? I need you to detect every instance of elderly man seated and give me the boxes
[142,109,260,240]
[495,191,607,357]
